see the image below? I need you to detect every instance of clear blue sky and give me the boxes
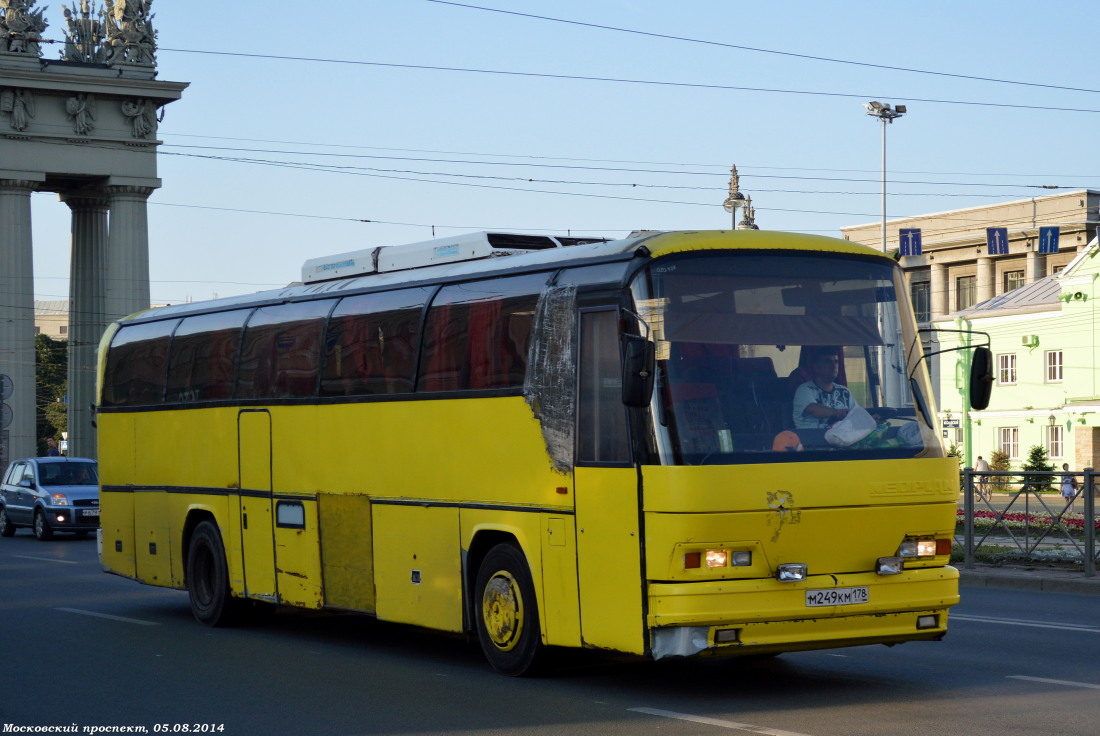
[28,0,1100,305]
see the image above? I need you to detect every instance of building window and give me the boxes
[911,282,930,323]
[999,427,1019,459]
[1046,350,1063,383]
[956,275,977,311]
[59,325,68,335]
[34,326,41,335]
[997,353,1017,385]
[1052,265,1066,275]
[1003,270,1025,292]
[1047,425,1064,459]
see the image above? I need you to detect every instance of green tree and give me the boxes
[35,334,67,455]
[1020,444,1054,492]
[989,450,1011,490]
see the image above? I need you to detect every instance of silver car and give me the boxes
[0,457,100,540]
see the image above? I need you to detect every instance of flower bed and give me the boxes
[957,508,1100,533]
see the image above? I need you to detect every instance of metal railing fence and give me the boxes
[958,467,1097,577]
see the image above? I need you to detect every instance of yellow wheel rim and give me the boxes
[482,570,524,652]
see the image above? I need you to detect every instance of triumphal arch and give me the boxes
[0,0,186,467]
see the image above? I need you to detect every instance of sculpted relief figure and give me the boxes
[66,92,96,135]
[0,87,35,131]
[0,0,49,55]
[121,97,157,138]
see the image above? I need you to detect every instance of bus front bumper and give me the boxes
[647,566,959,659]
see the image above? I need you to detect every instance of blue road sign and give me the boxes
[899,228,922,256]
[986,227,1009,255]
[1039,226,1060,254]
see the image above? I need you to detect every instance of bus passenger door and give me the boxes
[573,309,646,654]
[238,409,276,601]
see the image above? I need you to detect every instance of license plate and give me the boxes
[82,509,100,518]
[805,587,868,607]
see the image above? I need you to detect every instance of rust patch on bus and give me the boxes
[524,285,577,474]
[767,490,802,542]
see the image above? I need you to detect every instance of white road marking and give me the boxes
[1008,676,1100,690]
[56,607,160,626]
[630,707,812,736]
[13,555,79,565]
[951,614,1100,633]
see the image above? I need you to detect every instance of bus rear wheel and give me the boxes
[474,543,544,676]
[186,520,242,627]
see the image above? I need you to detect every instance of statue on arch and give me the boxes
[62,0,107,63]
[0,0,49,56]
[102,0,156,66]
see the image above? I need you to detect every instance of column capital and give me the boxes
[0,178,42,192]
[59,191,110,210]
[106,184,156,199]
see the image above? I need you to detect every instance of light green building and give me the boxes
[935,238,1100,471]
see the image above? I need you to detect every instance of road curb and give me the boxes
[959,569,1100,595]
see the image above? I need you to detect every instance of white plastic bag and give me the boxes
[824,406,876,447]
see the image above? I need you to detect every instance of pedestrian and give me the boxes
[1060,462,1078,511]
[44,437,60,457]
[974,455,990,501]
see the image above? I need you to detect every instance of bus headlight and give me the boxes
[898,537,937,558]
[684,550,752,569]
[876,557,904,575]
[776,563,807,582]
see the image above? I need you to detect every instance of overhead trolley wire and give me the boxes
[425,1,1100,97]
[153,47,1100,116]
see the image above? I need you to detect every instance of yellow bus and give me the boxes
[96,229,988,675]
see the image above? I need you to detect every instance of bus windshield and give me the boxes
[630,251,937,465]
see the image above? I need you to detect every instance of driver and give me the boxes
[793,346,862,429]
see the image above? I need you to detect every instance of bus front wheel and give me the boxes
[474,543,544,676]
[186,521,241,627]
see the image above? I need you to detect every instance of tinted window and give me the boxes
[102,320,179,407]
[418,273,546,392]
[320,288,431,396]
[577,310,630,463]
[237,301,332,399]
[165,310,249,403]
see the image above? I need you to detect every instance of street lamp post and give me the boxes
[862,101,906,253]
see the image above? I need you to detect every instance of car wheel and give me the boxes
[0,507,15,537]
[33,509,53,541]
[474,543,544,677]
[186,520,243,627]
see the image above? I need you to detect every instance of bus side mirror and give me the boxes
[622,335,655,408]
[970,346,993,411]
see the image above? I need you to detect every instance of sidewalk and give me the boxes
[958,564,1100,595]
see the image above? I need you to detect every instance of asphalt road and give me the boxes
[2,532,1098,736]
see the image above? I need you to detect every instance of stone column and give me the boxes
[930,262,948,321]
[61,192,110,460]
[105,185,154,322]
[1026,250,1046,284]
[976,256,995,304]
[0,177,42,470]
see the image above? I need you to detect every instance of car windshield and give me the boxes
[630,251,938,465]
[38,463,98,486]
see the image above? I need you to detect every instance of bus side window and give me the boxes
[577,310,630,464]
[102,319,179,407]
[417,273,546,393]
[319,288,432,396]
[165,309,249,403]
[237,301,332,400]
